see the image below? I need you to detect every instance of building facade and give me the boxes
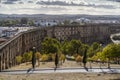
[47,23,120,44]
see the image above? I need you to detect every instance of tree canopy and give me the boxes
[41,37,61,54]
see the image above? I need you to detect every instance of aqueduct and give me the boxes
[0,23,120,71]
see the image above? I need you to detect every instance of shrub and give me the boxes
[16,56,22,64]
[73,54,78,58]
[35,52,41,66]
[91,55,98,61]
[48,53,53,61]
[59,54,65,62]
[35,52,41,60]
[75,55,82,62]
[51,54,55,61]
[41,54,49,61]
[23,51,32,62]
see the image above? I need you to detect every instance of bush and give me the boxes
[16,56,22,64]
[48,53,53,61]
[73,54,78,58]
[87,58,93,62]
[35,52,41,60]
[23,51,32,62]
[59,54,65,62]
[51,54,55,61]
[91,55,98,61]
[75,55,82,62]
[41,54,49,61]
[35,52,41,66]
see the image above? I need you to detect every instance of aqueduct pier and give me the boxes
[0,23,120,71]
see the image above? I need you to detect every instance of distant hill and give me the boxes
[108,0,120,2]
[0,14,120,21]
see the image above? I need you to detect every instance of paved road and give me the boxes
[1,67,120,74]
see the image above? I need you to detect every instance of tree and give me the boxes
[61,40,73,55]
[55,53,59,69]
[70,39,82,54]
[102,44,116,68]
[12,20,19,26]
[63,20,71,25]
[95,52,106,68]
[112,35,120,40]
[82,48,87,68]
[20,17,28,24]
[41,37,60,54]
[82,45,89,68]
[78,44,89,56]
[102,43,120,67]
[116,44,120,64]
[3,20,13,26]
[96,52,106,62]
[87,42,101,58]
[61,40,82,56]
[32,47,36,69]
[28,20,34,26]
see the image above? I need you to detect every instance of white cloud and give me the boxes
[0,0,120,15]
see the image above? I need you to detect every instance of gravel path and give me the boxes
[7,60,120,70]
[0,73,120,80]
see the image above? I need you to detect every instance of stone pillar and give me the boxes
[0,55,2,71]
[11,47,14,67]
[9,48,12,68]
[2,52,5,70]
[5,50,7,69]
[13,46,15,66]
[6,51,8,69]
[7,48,10,68]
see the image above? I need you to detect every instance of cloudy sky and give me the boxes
[0,0,120,15]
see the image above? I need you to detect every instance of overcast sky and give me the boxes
[0,0,120,15]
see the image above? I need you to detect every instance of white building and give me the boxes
[74,18,91,24]
[2,29,18,37]
[0,27,35,38]
[34,20,58,27]
[92,20,119,24]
